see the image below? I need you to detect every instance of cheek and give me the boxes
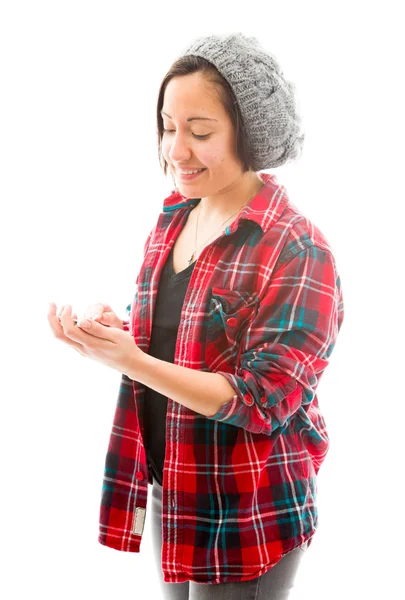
[161,138,171,160]
[204,135,236,167]
[161,137,232,170]
[198,141,225,168]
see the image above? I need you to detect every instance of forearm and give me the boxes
[128,350,236,417]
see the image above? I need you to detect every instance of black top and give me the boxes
[143,245,196,486]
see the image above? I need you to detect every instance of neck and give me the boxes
[196,172,263,224]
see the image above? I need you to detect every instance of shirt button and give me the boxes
[243,394,254,406]
[136,471,144,481]
[226,317,238,327]
[259,396,267,404]
[171,498,175,508]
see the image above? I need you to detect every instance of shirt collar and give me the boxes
[162,172,289,234]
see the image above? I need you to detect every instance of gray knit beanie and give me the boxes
[176,32,305,171]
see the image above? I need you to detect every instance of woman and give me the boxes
[48,32,344,599]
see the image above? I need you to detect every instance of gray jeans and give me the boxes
[151,477,307,599]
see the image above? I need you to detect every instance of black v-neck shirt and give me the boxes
[143,245,196,486]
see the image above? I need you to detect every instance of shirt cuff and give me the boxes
[205,371,267,433]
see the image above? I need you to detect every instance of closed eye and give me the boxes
[162,129,210,140]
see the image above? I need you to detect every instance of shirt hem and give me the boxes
[162,531,316,584]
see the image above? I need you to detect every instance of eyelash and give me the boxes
[162,129,210,140]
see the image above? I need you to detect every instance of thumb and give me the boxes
[98,311,124,329]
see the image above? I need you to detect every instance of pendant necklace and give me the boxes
[187,186,263,266]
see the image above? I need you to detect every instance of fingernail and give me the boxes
[79,320,91,328]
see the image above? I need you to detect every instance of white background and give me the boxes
[1,1,403,598]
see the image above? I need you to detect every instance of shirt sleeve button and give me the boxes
[136,471,144,481]
[243,394,254,406]
[226,317,238,327]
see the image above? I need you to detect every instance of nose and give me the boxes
[168,132,193,164]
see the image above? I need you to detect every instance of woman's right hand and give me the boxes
[72,303,125,330]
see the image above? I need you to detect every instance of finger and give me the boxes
[61,304,83,329]
[100,312,123,328]
[75,318,116,343]
[61,303,72,320]
[56,304,76,330]
[90,312,122,329]
[93,311,112,322]
[48,302,62,321]
[48,303,88,355]
[90,310,116,325]
[84,303,112,321]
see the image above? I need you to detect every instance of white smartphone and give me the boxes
[57,316,109,327]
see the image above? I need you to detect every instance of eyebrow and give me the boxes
[161,110,218,122]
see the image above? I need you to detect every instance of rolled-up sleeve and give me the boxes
[206,245,344,435]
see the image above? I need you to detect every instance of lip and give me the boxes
[177,168,207,181]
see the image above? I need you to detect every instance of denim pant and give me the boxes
[151,477,307,599]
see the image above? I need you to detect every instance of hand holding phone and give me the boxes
[57,303,125,330]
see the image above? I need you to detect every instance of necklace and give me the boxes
[187,184,264,266]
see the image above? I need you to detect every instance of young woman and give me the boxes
[49,32,344,599]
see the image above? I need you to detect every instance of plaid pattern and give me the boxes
[98,172,344,584]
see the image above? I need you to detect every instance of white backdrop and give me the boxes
[1,1,403,598]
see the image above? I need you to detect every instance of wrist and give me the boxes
[125,344,147,380]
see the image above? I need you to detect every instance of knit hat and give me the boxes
[176,32,305,171]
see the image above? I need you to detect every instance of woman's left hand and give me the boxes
[47,302,142,377]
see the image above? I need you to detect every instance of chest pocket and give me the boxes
[204,287,260,370]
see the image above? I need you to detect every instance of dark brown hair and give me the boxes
[156,55,253,177]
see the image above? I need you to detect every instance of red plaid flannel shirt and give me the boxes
[98,172,344,584]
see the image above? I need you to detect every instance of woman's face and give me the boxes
[161,72,246,197]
